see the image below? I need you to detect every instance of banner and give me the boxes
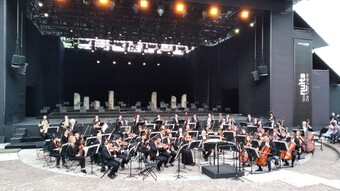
[294,39,312,125]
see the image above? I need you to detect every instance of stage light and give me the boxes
[157,5,164,16]
[113,61,116,64]
[44,13,49,17]
[99,0,109,5]
[143,62,146,66]
[97,60,100,64]
[175,2,186,17]
[139,0,148,10]
[128,62,131,65]
[240,9,250,20]
[157,63,160,66]
[235,28,240,34]
[38,2,43,7]
[250,22,255,27]
[209,6,219,17]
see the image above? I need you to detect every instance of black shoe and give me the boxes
[56,165,60,168]
[255,168,262,172]
[268,169,272,172]
[121,166,126,170]
[62,164,69,169]
[156,167,161,171]
[108,174,116,179]
[204,157,208,161]
[169,162,174,166]
[283,163,289,167]
[164,165,169,168]
[81,169,87,173]
[190,162,196,166]
[101,167,106,172]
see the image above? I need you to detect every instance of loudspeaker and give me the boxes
[11,55,26,67]
[16,63,28,76]
[251,71,259,81]
[257,66,268,76]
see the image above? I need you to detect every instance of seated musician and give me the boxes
[172,114,180,131]
[66,136,87,173]
[38,115,50,139]
[256,134,278,172]
[162,131,176,166]
[283,132,301,167]
[60,115,70,130]
[48,136,66,168]
[91,121,102,136]
[190,114,200,130]
[92,115,101,124]
[114,135,130,170]
[201,125,212,161]
[149,135,168,171]
[181,132,196,166]
[92,133,105,167]
[115,115,125,129]
[60,128,70,145]
[101,141,120,179]
[139,132,150,163]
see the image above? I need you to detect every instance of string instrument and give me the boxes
[239,147,249,163]
[280,141,296,160]
[280,117,287,138]
[77,137,84,156]
[302,131,315,153]
[255,145,271,166]
[38,120,50,133]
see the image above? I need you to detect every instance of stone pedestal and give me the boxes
[171,96,177,109]
[108,90,114,109]
[74,93,81,110]
[83,96,89,110]
[151,91,157,109]
[181,94,187,108]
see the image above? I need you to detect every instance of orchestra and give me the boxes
[39,112,318,178]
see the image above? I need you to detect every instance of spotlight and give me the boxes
[113,61,116,64]
[157,63,160,66]
[209,6,219,17]
[128,62,132,65]
[157,5,164,16]
[175,2,186,17]
[97,60,100,64]
[139,0,148,10]
[235,28,240,34]
[143,62,146,66]
[99,0,109,5]
[38,2,43,7]
[250,22,255,27]
[44,13,49,17]
[240,9,250,20]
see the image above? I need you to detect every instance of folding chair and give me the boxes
[141,160,158,181]
[42,146,55,168]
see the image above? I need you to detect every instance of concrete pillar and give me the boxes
[73,93,81,110]
[108,90,114,109]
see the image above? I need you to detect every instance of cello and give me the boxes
[255,145,271,166]
[280,141,296,160]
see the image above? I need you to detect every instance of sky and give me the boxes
[294,0,340,76]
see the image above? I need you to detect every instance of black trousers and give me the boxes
[49,152,65,165]
[69,156,86,169]
[161,150,176,164]
[153,155,167,169]
[106,160,120,176]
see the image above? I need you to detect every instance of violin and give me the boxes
[77,137,84,156]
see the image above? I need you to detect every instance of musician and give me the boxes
[190,114,200,130]
[139,132,150,163]
[92,115,101,124]
[114,135,130,170]
[92,133,105,166]
[66,136,87,173]
[217,127,225,140]
[330,121,340,143]
[101,142,120,179]
[181,132,195,166]
[256,134,278,172]
[60,128,70,145]
[38,115,50,139]
[154,114,163,131]
[149,135,168,171]
[267,111,276,128]
[201,125,213,161]
[48,136,66,168]
[91,121,102,136]
[283,132,301,167]
[172,114,180,131]
[116,115,125,129]
[69,118,79,134]
[60,115,70,130]
[161,131,176,166]
[206,113,212,128]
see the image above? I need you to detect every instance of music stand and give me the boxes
[244,146,259,174]
[251,140,260,148]
[223,131,234,142]
[203,139,221,165]
[46,127,58,137]
[188,122,196,130]
[273,140,288,169]
[155,120,163,131]
[263,127,273,134]
[85,136,97,146]
[145,124,156,131]
[170,131,178,138]
[246,126,257,135]
[188,131,199,139]
[166,124,175,130]
[222,124,230,130]
[174,143,189,180]
[124,144,139,179]
[84,144,100,175]
[235,135,246,144]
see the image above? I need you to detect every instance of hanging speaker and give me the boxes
[257,66,268,76]
[251,71,259,81]
[11,54,26,67]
